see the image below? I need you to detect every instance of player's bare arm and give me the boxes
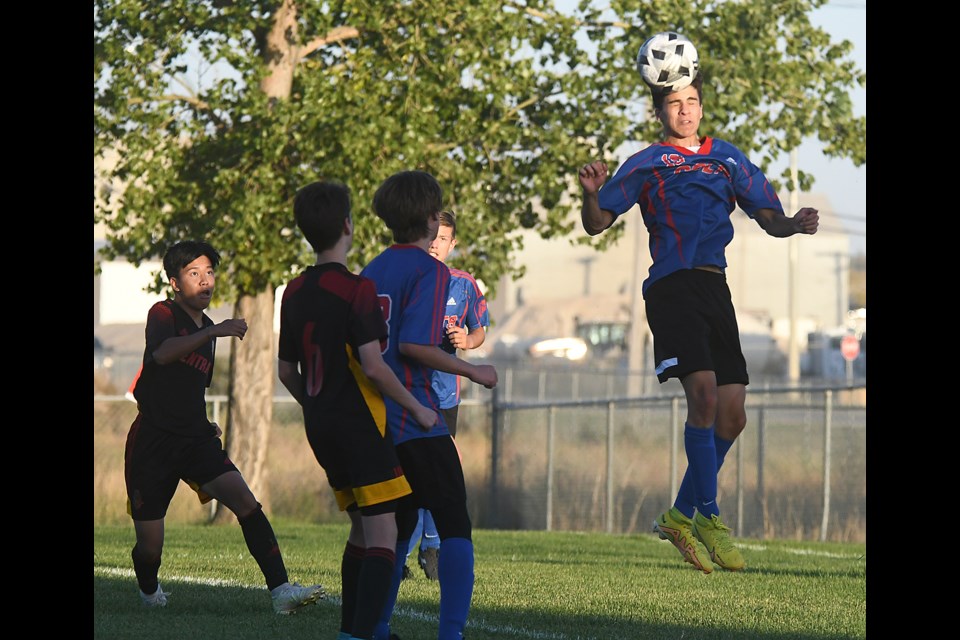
[578,161,614,236]
[152,318,248,365]
[359,341,439,430]
[400,343,498,389]
[754,207,820,238]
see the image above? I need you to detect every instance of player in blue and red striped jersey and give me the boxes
[361,171,497,640]
[578,71,819,574]
[404,210,490,582]
[278,181,439,640]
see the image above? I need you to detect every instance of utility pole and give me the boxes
[628,211,648,397]
[787,150,800,384]
[818,251,850,327]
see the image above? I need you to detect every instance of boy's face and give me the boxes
[656,83,703,140]
[428,224,457,263]
[170,255,216,312]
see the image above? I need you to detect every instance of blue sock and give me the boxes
[421,510,440,550]
[407,511,424,559]
[675,432,736,518]
[684,423,719,518]
[437,537,474,640]
[373,537,410,640]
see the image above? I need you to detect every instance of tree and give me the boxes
[94,0,865,515]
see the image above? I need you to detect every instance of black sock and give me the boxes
[131,544,161,595]
[352,547,396,639]
[340,542,365,635]
[238,505,289,591]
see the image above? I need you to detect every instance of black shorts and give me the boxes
[124,414,239,521]
[394,436,467,511]
[645,268,749,386]
[305,410,412,516]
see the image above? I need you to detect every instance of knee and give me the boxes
[686,387,719,424]
[717,409,747,440]
[234,500,262,522]
[134,542,162,564]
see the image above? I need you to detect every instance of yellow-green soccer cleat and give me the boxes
[692,512,746,571]
[653,507,714,574]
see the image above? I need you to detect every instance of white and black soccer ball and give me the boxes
[636,31,699,93]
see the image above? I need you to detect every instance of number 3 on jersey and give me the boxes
[377,294,392,354]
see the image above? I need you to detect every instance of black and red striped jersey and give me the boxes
[278,263,390,433]
[134,299,216,436]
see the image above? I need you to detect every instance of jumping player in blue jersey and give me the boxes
[124,240,324,613]
[361,171,498,640]
[404,210,490,582]
[578,71,819,574]
[278,181,439,640]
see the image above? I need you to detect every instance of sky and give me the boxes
[771,0,866,256]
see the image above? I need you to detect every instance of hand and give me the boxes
[470,364,498,389]
[413,405,438,432]
[446,324,469,350]
[578,161,608,194]
[211,318,248,340]
[793,207,819,235]
[210,422,223,438]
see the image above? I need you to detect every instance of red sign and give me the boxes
[840,335,860,362]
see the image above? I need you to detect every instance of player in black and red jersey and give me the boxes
[124,240,324,613]
[278,181,439,640]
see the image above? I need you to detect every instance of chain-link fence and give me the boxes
[94,370,865,542]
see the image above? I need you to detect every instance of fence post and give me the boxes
[546,406,556,531]
[820,389,833,542]
[736,428,744,535]
[489,384,501,529]
[757,407,767,539]
[670,397,680,501]
[606,401,615,533]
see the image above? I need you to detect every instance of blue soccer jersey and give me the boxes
[432,268,489,410]
[361,245,451,444]
[597,137,783,295]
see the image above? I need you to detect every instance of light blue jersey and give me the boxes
[432,268,489,409]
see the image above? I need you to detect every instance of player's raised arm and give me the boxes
[578,161,614,236]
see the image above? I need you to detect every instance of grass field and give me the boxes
[94,520,866,640]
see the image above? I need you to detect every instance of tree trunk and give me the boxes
[211,287,276,523]
[209,0,297,524]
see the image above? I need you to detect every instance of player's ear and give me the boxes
[170,277,181,294]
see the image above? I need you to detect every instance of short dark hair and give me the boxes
[294,181,352,253]
[651,72,703,111]
[438,210,457,238]
[163,240,220,281]
[373,171,443,244]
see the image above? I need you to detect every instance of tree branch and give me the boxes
[300,25,360,59]
[128,94,210,109]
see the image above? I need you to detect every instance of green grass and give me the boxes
[94,520,866,640]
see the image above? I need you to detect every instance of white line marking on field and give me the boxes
[737,543,864,559]
[95,566,582,639]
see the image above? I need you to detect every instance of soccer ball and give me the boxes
[636,32,699,93]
